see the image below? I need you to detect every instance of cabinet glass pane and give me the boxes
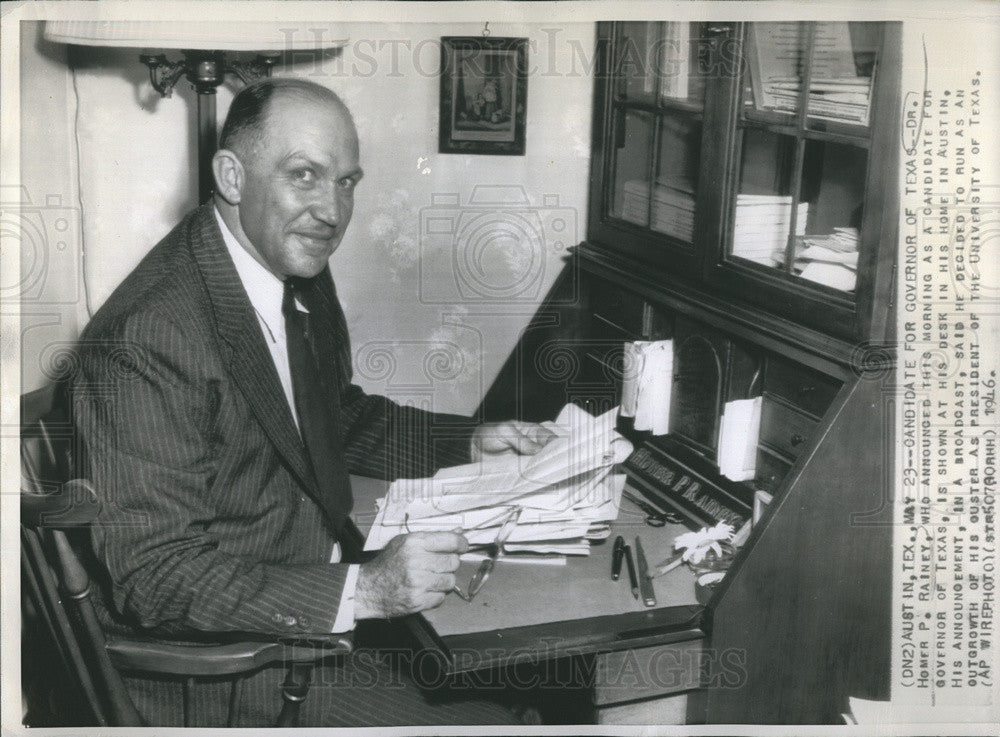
[728,129,868,294]
[788,140,867,292]
[743,22,877,129]
[610,110,655,226]
[615,22,706,108]
[729,128,799,268]
[619,21,707,107]
[742,22,807,122]
[618,22,658,104]
[805,22,879,128]
[650,117,701,242]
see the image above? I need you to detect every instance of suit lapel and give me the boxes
[186,205,319,498]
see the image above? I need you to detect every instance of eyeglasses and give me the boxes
[451,506,522,603]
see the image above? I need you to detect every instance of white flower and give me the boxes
[672,522,734,564]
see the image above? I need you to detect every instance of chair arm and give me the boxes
[22,479,101,528]
[105,634,353,677]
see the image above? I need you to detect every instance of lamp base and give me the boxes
[140,51,279,202]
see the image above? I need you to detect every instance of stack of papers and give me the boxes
[364,405,633,557]
[792,227,859,291]
[620,340,674,435]
[769,77,873,125]
[745,22,873,126]
[732,194,809,266]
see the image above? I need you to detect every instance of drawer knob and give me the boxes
[790,434,805,447]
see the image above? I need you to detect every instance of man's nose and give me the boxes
[311,188,341,227]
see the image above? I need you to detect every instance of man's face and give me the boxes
[235,93,363,279]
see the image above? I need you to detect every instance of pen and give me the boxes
[623,543,639,599]
[611,535,626,580]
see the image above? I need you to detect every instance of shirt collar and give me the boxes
[214,205,300,342]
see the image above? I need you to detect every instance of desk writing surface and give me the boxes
[350,475,700,638]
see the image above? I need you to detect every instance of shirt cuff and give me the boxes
[330,564,359,633]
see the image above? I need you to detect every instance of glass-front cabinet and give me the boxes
[595,21,712,274]
[587,21,901,347]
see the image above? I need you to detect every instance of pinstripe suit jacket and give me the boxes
[73,202,478,640]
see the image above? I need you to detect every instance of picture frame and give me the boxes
[438,36,527,155]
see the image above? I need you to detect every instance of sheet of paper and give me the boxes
[518,405,630,481]
[797,245,859,267]
[620,341,642,418]
[632,340,673,434]
[799,260,857,291]
[648,342,673,435]
[718,396,763,482]
[463,551,567,566]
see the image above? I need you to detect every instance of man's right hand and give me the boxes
[354,531,468,619]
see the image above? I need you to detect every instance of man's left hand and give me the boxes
[470,420,556,461]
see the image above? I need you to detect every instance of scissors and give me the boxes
[621,488,683,527]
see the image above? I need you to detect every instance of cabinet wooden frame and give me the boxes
[704,22,901,342]
[588,23,708,274]
[586,21,902,348]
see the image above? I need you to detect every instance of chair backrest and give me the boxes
[20,384,144,727]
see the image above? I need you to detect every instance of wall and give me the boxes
[15,23,84,393]
[18,21,595,415]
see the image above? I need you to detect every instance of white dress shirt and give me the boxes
[215,207,358,633]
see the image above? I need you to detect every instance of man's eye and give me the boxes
[338,177,357,190]
[292,169,316,184]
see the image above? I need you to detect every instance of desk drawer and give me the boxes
[755,447,792,493]
[759,396,817,461]
[764,357,840,419]
[594,640,702,706]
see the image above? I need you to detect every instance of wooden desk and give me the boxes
[351,476,705,678]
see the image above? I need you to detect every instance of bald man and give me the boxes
[72,77,550,727]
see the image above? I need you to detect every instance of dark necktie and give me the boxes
[282,278,354,541]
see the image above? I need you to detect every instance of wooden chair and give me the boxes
[20,384,352,727]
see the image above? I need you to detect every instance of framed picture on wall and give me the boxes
[439,36,527,155]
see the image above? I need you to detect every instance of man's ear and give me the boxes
[212,149,244,205]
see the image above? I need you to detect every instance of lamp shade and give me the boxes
[44,21,348,52]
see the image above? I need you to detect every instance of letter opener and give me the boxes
[634,536,657,607]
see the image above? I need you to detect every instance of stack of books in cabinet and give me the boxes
[731,194,808,266]
[620,179,696,241]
